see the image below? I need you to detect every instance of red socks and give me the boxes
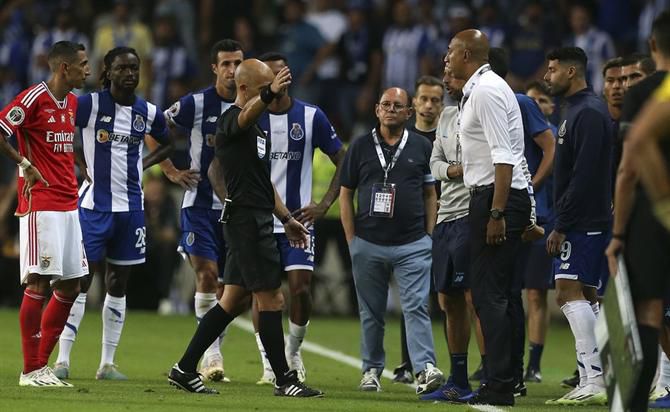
[38,292,75,366]
[19,290,46,374]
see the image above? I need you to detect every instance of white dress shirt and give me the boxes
[458,64,528,190]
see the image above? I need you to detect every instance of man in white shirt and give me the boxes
[444,29,530,406]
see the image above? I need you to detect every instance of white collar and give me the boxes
[462,64,491,99]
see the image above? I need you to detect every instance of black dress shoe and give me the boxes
[467,384,514,406]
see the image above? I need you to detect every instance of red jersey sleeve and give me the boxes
[0,85,40,138]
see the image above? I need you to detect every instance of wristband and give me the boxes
[280,213,293,224]
[18,157,31,170]
[260,86,277,104]
[612,233,626,240]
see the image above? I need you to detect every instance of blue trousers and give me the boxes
[349,234,437,374]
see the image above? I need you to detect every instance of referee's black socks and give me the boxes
[178,303,234,373]
[630,324,659,411]
[259,310,291,385]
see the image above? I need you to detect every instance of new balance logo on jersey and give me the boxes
[560,263,571,270]
[100,115,112,123]
[206,116,218,123]
[48,116,56,123]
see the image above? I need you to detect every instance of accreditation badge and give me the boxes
[369,183,396,218]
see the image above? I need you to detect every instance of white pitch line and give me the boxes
[467,405,507,412]
[232,318,416,389]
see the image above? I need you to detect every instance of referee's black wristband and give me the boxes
[280,213,293,224]
[612,233,626,240]
[260,86,277,104]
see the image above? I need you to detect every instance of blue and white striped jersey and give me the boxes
[77,90,168,212]
[258,99,343,233]
[165,86,233,210]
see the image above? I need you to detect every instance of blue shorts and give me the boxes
[432,217,470,293]
[553,231,609,288]
[275,230,315,272]
[518,222,554,291]
[79,208,145,265]
[179,207,226,279]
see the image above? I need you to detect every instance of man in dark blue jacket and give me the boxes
[543,47,612,406]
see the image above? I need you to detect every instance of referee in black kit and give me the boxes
[445,29,530,406]
[167,59,323,398]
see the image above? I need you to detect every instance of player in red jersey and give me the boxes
[0,41,90,387]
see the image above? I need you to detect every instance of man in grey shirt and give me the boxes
[419,70,474,402]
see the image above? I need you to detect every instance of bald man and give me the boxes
[168,59,323,398]
[445,30,530,406]
[340,87,444,395]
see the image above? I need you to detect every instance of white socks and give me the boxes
[562,300,603,386]
[195,292,224,360]
[56,293,87,366]
[101,294,126,368]
[255,332,272,370]
[657,350,670,391]
[287,320,308,355]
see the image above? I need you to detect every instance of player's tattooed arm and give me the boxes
[294,147,346,227]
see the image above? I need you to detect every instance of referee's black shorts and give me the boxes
[625,196,670,301]
[222,208,282,292]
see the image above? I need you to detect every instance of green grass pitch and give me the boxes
[0,309,609,411]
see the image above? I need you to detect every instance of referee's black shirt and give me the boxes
[215,105,274,210]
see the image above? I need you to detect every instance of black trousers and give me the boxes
[469,187,531,392]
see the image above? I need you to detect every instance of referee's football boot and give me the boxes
[168,364,219,394]
[274,370,324,398]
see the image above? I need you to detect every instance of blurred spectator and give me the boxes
[638,0,670,51]
[425,3,474,78]
[234,16,259,59]
[506,0,559,91]
[29,2,89,85]
[150,14,196,110]
[278,0,327,102]
[478,2,506,48]
[382,0,431,94]
[0,65,22,106]
[306,0,348,116]
[0,0,32,91]
[564,3,616,95]
[335,1,382,140]
[92,0,153,96]
[154,0,197,62]
[198,0,254,55]
[127,172,179,310]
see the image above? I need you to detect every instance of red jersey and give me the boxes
[0,82,79,214]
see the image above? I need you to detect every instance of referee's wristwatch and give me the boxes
[489,208,505,220]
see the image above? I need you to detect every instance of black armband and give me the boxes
[260,86,277,104]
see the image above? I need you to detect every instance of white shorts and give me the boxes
[19,210,89,284]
